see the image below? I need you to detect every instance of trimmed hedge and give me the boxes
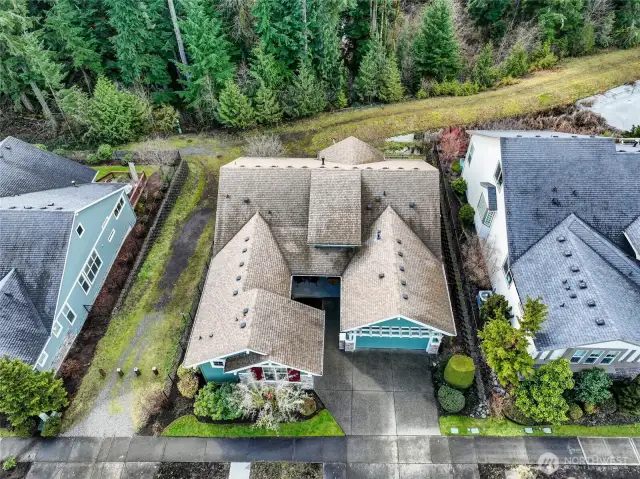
[438,385,466,413]
[568,403,583,421]
[444,354,475,390]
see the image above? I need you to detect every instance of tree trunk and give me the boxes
[301,0,308,51]
[168,0,190,82]
[30,81,58,134]
[20,93,35,113]
[81,69,92,92]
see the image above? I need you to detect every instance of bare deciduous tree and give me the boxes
[244,134,284,157]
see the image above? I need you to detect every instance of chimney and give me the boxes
[321,157,325,166]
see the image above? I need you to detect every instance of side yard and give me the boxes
[62,141,242,435]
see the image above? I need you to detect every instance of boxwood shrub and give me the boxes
[444,354,475,390]
[437,385,466,413]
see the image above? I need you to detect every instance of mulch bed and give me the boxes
[155,462,230,479]
[59,171,164,401]
[479,464,640,479]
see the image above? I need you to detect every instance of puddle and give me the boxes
[578,81,640,131]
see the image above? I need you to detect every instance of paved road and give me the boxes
[2,435,640,478]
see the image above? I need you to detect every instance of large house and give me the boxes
[461,130,640,376]
[183,137,456,388]
[0,137,136,370]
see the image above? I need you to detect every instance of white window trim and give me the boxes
[52,320,63,338]
[584,350,604,364]
[108,228,115,243]
[466,143,474,164]
[60,303,77,325]
[81,249,103,287]
[76,223,85,238]
[570,349,586,363]
[37,350,48,368]
[211,359,226,368]
[78,275,91,294]
[599,351,619,365]
[114,196,125,219]
[261,366,290,382]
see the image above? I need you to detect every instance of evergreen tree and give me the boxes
[249,42,288,91]
[216,80,256,128]
[333,67,349,109]
[519,296,548,333]
[254,81,283,125]
[285,58,327,117]
[501,41,530,77]
[380,52,404,103]
[468,0,510,39]
[413,0,461,82]
[252,0,305,68]
[614,0,640,48]
[471,43,498,88]
[355,39,385,103]
[308,0,345,95]
[180,0,235,119]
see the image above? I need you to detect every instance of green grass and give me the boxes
[91,165,159,179]
[440,416,640,437]
[63,141,242,432]
[162,410,344,437]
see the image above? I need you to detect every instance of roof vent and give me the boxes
[399,265,405,271]
[240,165,245,167]
[516,135,522,137]
[226,194,230,198]
[398,251,403,257]
[334,166,339,169]
[320,165,325,168]
[242,248,247,253]
[560,302,565,307]
[562,279,568,284]
[239,261,244,267]
[570,265,580,272]
[233,290,238,296]
[243,198,250,204]
[383,191,386,196]
[564,250,572,257]
[564,285,571,291]
[595,318,605,326]
[71,180,76,187]
[379,273,385,279]
[8,206,15,209]
[398,167,403,170]
[244,236,250,241]
[255,165,261,168]
[367,204,372,210]
[302,166,308,168]
[569,292,577,298]
[5,145,10,150]
[366,167,372,169]
[352,166,358,169]
[236,275,242,281]
[397,239,402,244]
[557,236,566,242]
[56,207,63,210]
[375,196,381,202]
[376,230,381,240]
[402,294,408,300]
[321,157,325,166]
[535,135,541,138]
[409,200,415,208]
[382,166,389,170]
[587,299,596,307]
[571,135,577,138]
[40,206,47,209]
[47,203,54,206]
[401,280,407,286]
[413,167,418,170]
[271,165,276,168]
[578,280,587,289]
[243,307,249,315]
[240,322,247,328]
[24,206,32,209]
[287,165,293,168]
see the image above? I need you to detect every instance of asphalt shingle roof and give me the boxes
[0,137,96,197]
[512,214,640,350]
[307,169,361,246]
[625,216,640,259]
[0,269,49,364]
[341,207,455,334]
[500,137,640,262]
[318,137,384,165]
[0,183,125,211]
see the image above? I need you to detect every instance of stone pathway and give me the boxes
[3,436,639,478]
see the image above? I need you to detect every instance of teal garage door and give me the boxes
[355,335,430,350]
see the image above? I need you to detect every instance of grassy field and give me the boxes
[272,47,640,154]
[440,416,640,437]
[162,410,344,437]
[63,140,243,432]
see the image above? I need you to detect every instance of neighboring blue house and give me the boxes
[0,137,136,371]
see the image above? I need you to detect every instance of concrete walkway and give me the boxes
[2,436,639,478]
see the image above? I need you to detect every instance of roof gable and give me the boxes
[0,137,96,197]
[318,137,384,165]
[625,216,640,259]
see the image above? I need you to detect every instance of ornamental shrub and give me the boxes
[458,204,475,225]
[444,354,475,390]
[480,293,513,322]
[583,402,597,415]
[2,457,16,471]
[193,383,242,420]
[96,144,114,162]
[568,403,583,421]
[598,397,617,416]
[437,385,466,413]
[177,374,199,399]
[574,368,613,405]
[451,177,467,196]
[614,375,640,417]
[301,397,317,417]
[177,366,197,380]
[41,415,62,437]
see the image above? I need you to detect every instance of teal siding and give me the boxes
[348,317,436,351]
[36,190,136,370]
[200,363,239,383]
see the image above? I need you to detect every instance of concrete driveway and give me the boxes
[315,304,440,436]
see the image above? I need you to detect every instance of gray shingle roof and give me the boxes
[0,269,49,364]
[308,169,361,246]
[0,210,73,328]
[0,183,125,211]
[512,214,640,350]
[0,137,96,197]
[318,137,384,165]
[500,137,640,262]
[340,207,455,334]
[183,213,325,375]
[625,217,640,259]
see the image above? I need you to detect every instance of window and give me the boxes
[503,258,512,286]
[76,224,84,238]
[60,304,76,324]
[108,229,115,243]
[36,350,48,368]
[600,352,618,365]
[262,367,289,381]
[52,320,63,338]
[114,197,125,218]
[477,193,495,228]
[570,350,585,363]
[494,163,503,190]
[584,350,603,364]
[78,275,90,293]
[466,143,475,164]
[212,360,225,368]
[83,250,102,283]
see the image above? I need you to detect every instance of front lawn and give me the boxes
[162,410,344,437]
[440,415,640,437]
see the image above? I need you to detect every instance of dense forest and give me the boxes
[1,0,639,144]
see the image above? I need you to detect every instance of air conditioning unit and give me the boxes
[338,333,346,351]
[477,290,493,309]
[345,339,355,352]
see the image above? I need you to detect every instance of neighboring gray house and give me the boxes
[462,131,640,376]
[0,137,136,370]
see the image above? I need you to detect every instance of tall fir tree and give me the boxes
[467,0,510,39]
[252,0,305,68]
[249,42,288,91]
[285,57,327,117]
[471,43,498,88]
[216,79,256,128]
[614,0,640,48]
[413,0,461,82]
[380,52,404,103]
[254,81,283,124]
[180,0,235,119]
[355,38,385,103]
[308,0,345,96]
